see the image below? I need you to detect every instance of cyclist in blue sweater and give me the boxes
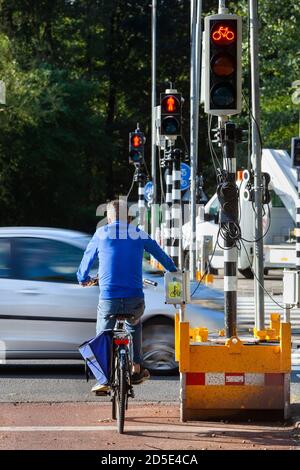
[77,199,177,393]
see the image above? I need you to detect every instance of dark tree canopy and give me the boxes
[0,0,298,232]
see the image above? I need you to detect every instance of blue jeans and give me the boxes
[96,297,145,364]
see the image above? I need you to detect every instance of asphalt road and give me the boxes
[1,270,300,404]
[0,360,179,402]
[0,360,300,407]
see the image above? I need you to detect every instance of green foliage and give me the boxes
[0,0,298,231]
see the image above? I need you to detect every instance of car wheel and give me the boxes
[142,316,178,375]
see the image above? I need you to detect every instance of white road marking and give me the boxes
[0,424,291,433]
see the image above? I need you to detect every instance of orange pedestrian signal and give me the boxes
[161,94,180,114]
[132,135,142,148]
[160,92,182,137]
[129,130,145,165]
[166,96,175,112]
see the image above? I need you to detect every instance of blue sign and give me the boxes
[180,163,191,191]
[144,181,154,203]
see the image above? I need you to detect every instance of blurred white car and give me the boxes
[0,227,224,372]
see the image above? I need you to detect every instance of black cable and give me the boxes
[242,90,264,151]
[190,229,220,297]
[126,170,136,199]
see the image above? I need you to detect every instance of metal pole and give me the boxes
[171,149,182,268]
[220,119,238,338]
[137,169,146,231]
[249,0,265,330]
[151,0,157,239]
[296,168,300,271]
[165,155,172,256]
[218,0,228,14]
[189,0,196,279]
[195,0,202,169]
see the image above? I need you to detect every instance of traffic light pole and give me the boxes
[218,118,238,338]
[171,148,182,269]
[135,165,147,231]
[151,0,158,240]
[249,0,265,330]
[189,0,202,280]
[297,168,300,271]
[164,155,173,257]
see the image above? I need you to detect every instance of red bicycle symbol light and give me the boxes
[212,25,235,44]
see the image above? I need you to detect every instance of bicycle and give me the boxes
[110,313,134,434]
[83,275,157,434]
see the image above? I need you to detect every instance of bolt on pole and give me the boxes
[249,0,265,330]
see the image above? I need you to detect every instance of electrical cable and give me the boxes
[242,90,263,151]
[126,170,136,199]
[190,229,220,297]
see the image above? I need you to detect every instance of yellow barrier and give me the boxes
[175,313,291,421]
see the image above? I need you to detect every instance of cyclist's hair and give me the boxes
[107,198,128,222]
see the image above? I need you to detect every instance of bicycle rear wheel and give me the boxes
[116,350,127,434]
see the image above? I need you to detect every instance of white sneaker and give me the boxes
[91,383,110,393]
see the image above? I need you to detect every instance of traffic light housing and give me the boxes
[292,137,300,168]
[204,14,242,116]
[129,130,145,164]
[160,92,182,137]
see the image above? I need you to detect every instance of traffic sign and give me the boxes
[180,163,191,191]
[144,181,154,203]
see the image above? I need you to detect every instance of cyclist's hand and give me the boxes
[82,277,99,287]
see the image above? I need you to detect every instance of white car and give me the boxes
[0,227,224,372]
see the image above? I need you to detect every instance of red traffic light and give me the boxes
[211,23,235,46]
[161,95,180,114]
[131,134,143,148]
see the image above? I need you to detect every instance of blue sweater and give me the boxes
[77,221,177,299]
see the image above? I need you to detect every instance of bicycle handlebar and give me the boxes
[143,278,158,287]
[82,277,158,288]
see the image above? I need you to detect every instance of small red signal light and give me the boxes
[161,95,180,114]
[211,24,235,45]
[131,135,142,148]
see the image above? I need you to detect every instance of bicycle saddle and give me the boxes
[108,313,135,321]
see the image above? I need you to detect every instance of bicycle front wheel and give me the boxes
[116,351,127,434]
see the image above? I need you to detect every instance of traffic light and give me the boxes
[204,14,242,116]
[292,137,300,168]
[160,91,182,137]
[129,130,145,164]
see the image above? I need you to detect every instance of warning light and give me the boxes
[204,14,242,116]
[129,130,145,165]
[160,92,182,137]
[132,135,142,148]
[212,25,235,45]
[161,95,180,114]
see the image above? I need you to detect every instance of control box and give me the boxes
[164,271,190,305]
[283,269,300,306]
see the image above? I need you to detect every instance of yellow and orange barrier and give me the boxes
[175,313,291,421]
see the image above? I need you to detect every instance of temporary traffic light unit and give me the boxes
[129,130,145,164]
[204,13,242,116]
[160,90,182,137]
